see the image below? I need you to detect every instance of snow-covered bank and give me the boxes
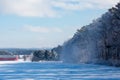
[0,59,30,65]
[0,60,63,65]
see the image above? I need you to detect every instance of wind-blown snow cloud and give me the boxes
[24,25,62,33]
[0,0,119,17]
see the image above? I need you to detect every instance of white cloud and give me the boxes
[0,0,57,17]
[83,0,119,9]
[24,25,62,33]
[52,0,93,10]
[52,0,119,10]
[0,0,119,17]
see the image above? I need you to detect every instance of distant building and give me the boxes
[0,51,18,61]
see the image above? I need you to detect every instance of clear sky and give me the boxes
[0,0,119,48]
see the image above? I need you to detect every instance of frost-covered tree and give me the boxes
[31,50,58,62]
[61,2,120,66]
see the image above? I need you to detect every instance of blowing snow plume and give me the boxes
[60,2,120,66]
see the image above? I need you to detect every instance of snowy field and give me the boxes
[0,61,120,80]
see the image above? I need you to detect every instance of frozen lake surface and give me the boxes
[0,61,120,80]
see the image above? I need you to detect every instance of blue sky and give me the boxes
[0,0,119,48]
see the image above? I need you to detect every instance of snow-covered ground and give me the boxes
[0,61,120,80]
[0,59,30,64]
